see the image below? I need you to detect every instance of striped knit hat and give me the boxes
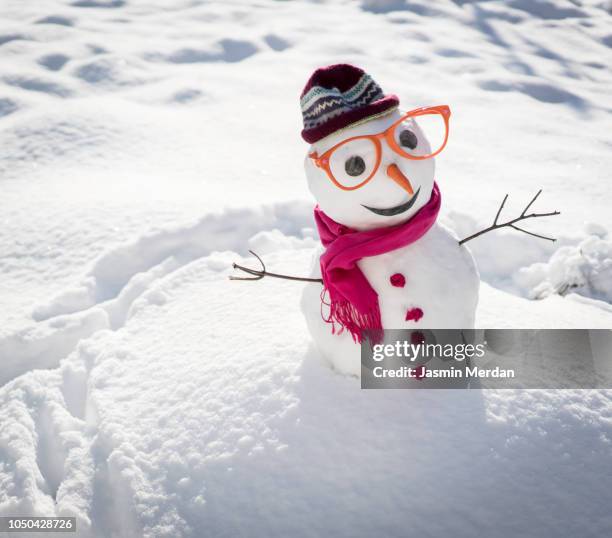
[300,64,399,144]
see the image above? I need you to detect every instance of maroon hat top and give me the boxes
[300,64,399,144]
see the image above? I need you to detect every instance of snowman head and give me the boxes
[300,65,449,231]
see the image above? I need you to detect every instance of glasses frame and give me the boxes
[308,104,451,191]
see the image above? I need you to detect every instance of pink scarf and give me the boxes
[314,182,441,342]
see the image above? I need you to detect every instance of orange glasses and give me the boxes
[309,105,450,191]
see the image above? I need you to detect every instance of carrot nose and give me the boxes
[386,164,414,195]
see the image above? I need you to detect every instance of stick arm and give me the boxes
[230,250,323,283]
[458,190,560,246]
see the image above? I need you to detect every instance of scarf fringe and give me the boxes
[321,288,382,343]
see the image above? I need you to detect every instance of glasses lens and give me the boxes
[393,111,447,158]
[329,137,378,188]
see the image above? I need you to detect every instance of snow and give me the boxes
[1,0,612,536]
[2,253,612,537]
[516,233,612,302]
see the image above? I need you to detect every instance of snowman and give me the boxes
[232,64,559,377]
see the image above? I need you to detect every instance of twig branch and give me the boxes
[493,194,508,225]
[458,190,560,246]
[508,224,555,242]
[230,250,323,283]
[521,189,541,217]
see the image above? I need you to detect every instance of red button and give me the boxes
[411,330,425,344]
[390,273,406,287]
[406,307,423,322]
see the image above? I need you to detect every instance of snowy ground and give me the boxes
[1,1,612,537]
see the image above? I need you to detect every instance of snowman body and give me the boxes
[301,222,479,376]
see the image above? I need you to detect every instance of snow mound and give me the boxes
[517,233,612,302]
[2,245,612,538]
[0,202,314,390]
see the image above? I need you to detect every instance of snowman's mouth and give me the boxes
[362,187,421,216]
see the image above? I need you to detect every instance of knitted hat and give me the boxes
[300,64,399,144]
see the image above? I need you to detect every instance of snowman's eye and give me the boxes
[399,129,418,150]
[329,137,377,188]
[345,155,366,176]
